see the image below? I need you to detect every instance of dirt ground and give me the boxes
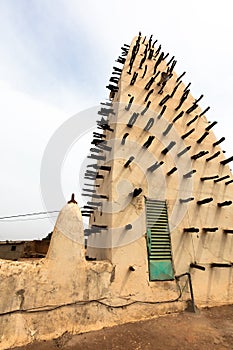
[12,304,233,350]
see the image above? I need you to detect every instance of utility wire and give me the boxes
[0,211,59,220]
[0,291,182,317]
[0,215,58,223]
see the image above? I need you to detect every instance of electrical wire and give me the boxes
[0,268,192,318]
[0,291,182,317]
[0,277,186,317]
[0,215,58,223]
[0,211,59,221]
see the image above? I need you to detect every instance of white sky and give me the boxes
[0,0,233,240]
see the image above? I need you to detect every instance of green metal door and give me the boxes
[146,199,174,281]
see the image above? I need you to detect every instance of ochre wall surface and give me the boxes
[86,34,233,308]
[0,202,186,350]
[1,34,233,350]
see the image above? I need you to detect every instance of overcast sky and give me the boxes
[0,0,233,240]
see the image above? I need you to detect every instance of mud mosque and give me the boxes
[1,33,233,349]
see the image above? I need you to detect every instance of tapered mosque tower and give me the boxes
[83,33,233,305]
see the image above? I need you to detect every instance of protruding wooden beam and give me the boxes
[225,180,233,185]
[142,64,147,78]
[163,52,169,61]
[87,164,99,170]
[97,117,114,131]
[184,82,191,92]
[177,146,191,157]
[116,56,126,65]
[173,111,184,123]
[125,96,134,111]
[90,147,103,154]
[157,105,167,119]
[181,128,195,139]
[113,66,122,73]
[163,123,173,136]
[169,59,177,73]
[148,48,154,60]
[194,94,204,104]
[81,213,92,217]
[211,263,232,268]
[82,193,108,199]
[217,201,232,207]
[141,101,151,115]
[183,170,196,178]
[213,137,225,147]
[159,94,170,106]
[143,136,155,149]
[190,263,205,271]
[220,156,233,165]
[191,151,209,160]
[93,132,106,139]
[96,143,112,151]
[167,167,177,176]
[153,52,164,72]
[179,197,194,203]
[184,227,199,233]
[130,72,138,86]
[144,118,154,131]
[206,151,220,162]
[197,198,213,205]
[170,81,182,98]
[145,76,156,90]
[223,229,233,234]
[92,224,108,229]
[196,132,209,144]
[139,54,146,69]
[99,166,111,172]
[214,175,230,183]
[125,224,132,230]
[87,201,102,207]
[175,90,189,111]
[206,121,217,131]
[127,112,139,128]
[91,138,105,145]
[145,89,154,102]
[201,175,219,181]
[161,141,176,155]
[187,115,198,127]
[147,161,164,172]
[84,183,100,187]
[121,133,129,145]
[124,156,135,168]
[176,71,186,83]
[152,39,158,47]
[167,55,175,66]
[109,76,119,84]
[199,106,210,117]
[106,83,119,92]
[203,227,218,232]
[82,188,96,193]
[87,154,106,161]
[186,103,198,114]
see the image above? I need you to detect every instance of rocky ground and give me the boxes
[12,304,233,350]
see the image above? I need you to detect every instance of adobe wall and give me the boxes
[1,34,233,350]
[86,35,233,308]
[0,202,186,350]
